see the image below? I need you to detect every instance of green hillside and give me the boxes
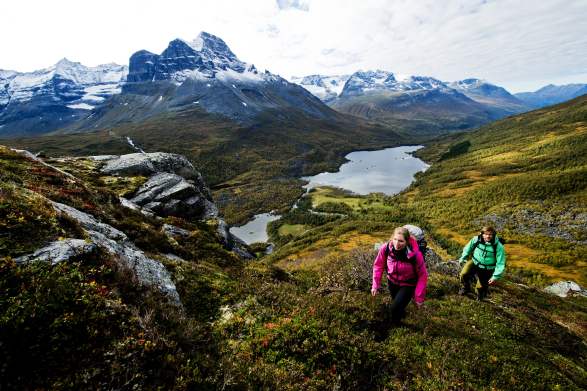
[407,95,587,284]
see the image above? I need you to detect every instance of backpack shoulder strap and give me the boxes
[383,241,390,274]
[471,235,482,252]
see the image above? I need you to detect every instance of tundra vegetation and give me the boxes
[1,97,586,389]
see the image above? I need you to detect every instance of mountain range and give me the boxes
[0,59,127,136]
[292,72,587,133]
[2,32,585,139]
[0,32,349,138]
[514,83,587,108]
[292,71,535,133]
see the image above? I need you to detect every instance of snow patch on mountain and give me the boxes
[67,103,94,110]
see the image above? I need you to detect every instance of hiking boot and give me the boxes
[458,287,470,296]
[476,290,487,301]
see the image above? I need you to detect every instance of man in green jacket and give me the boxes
[458,226,506,300]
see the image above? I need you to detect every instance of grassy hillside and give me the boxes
[2,123,587,389]
[266,96,587,287]
[407,95,587,284]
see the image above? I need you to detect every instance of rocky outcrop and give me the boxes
[478,209,587,244]
[544,281,587,298]
[99,152,207,186]
[98,153,215,217]
[99,152,252,259]
[162,223,191,239]
[130,172,211,219]
[52,201,181,305]
[15,239,97,265]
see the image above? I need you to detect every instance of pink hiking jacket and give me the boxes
[371,237,428,304]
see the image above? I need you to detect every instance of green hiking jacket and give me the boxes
[459,236,506,280]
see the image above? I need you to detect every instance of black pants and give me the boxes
[387,280,416,324]
[460,261,493,299]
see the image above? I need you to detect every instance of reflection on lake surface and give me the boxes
[302,145,429,195]
[229,212,281,245]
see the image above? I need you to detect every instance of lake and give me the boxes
[302,145,429,195]
[229,212,281,245]
[229,145,429,244]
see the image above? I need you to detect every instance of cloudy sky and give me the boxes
[2,0,586,92]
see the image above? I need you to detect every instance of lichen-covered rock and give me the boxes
[15,239,97,265]
[98,152,204,184]
[130,173,207,218]
[51,201,181,306]
[162,223,191,239]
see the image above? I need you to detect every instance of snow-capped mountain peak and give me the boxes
[450,78,488,90]
[127,31,275,86]
[290,74,350,103]
[341,70,447,97]
[0,59,127,107]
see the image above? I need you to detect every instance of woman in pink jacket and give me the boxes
[371,226,428,326]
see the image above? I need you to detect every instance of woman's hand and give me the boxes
[415,302,424,309]
[371,288,378,297]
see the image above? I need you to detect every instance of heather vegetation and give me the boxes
[1,96,587,390]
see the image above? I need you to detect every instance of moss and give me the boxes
[0,184,61,257]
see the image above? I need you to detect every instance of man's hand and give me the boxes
[488,279,497,286]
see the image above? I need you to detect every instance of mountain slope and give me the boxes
[403,94,587,284]
[331,71,493,135]
[1,144,586,390]
[449,78,530,118]
[515,83,587,109]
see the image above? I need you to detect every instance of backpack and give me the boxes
[403,224,428,262]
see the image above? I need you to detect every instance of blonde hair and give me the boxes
[390,227,411,242]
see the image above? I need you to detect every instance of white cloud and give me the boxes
[276,0,310,11]
[0,0,585,92]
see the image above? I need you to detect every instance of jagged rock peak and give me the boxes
[128,31,250,83]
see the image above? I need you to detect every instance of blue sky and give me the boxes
[2,0,586,92]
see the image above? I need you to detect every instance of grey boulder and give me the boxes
[15,239,97,265]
